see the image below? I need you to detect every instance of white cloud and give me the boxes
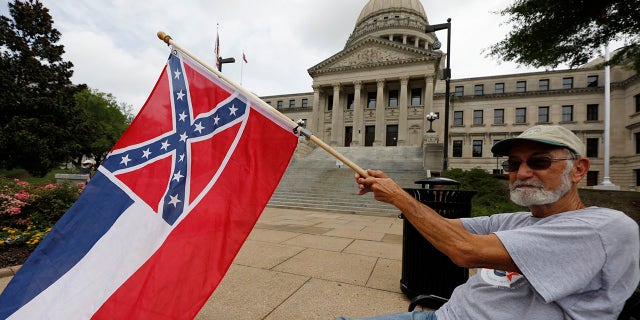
[3,0,604,114]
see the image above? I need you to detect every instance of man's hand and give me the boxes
[354,169,404,205]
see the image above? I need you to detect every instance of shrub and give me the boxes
[444,168,524,217]
[0,177,82,251]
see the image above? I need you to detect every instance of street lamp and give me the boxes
[425,18,451,171]
[426,112,438,132]
[218,57,235,72]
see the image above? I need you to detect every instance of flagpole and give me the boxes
[157,31,369,178]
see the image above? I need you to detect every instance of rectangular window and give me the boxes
[636,132,640,154]
[411,88,422,106]
[301,98,308,108]
[586,138,599,158]
[266,101,271,106]
[562,77,574,89]
[453,111,464,126]
[516,81,527,93]
[636,94,640,113]
[454,86,464,97]
[367,92,376,108]
[289,99,295,108]
[538,106,550,123]
[327,96,333,111]
[587,104,598,121]
[452,140,463,157]
[474,84,484,96]
[473,110,483,125]
[388,90,398,107]
[346,94,354,110]
[539,79,549,91]
[587,171,598,186]
[494,109,504,124]
[277,100,283,110]
[587,75,598,87]
[472,140,483,157]
[365,126,375,146]
[562,105,574,122]
[495,83,504,94]
[515,108,526,123]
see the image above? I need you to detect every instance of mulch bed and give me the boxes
[0,246,32,269]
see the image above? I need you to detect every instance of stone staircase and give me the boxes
[268,146,429,216]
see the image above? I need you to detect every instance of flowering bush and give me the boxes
[0,177,83,251]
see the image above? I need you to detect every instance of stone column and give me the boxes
[330,84,341,146]
[311,84,321,134]
[398,77,409,146]
[374,79,385,146]
[352,81,363,146]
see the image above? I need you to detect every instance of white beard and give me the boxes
[509,162,573,207]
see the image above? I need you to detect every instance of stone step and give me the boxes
[267,145,427,216]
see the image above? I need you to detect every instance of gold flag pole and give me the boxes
[157,31,369,178]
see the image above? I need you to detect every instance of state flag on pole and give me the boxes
[0,48,298,319]
[242,52,248,63]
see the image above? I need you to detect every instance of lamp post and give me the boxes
[425,18,451,171]
[218,57,235,72]
[426,112,438,132]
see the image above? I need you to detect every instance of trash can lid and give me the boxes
[414,177,460,188]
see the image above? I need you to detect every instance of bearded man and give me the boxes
[339,125,639,320]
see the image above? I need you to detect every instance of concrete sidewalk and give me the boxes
[0,207,412,319]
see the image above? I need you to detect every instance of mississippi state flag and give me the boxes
[0,49,298,319]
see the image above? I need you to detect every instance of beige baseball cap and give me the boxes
[491,125,586,157]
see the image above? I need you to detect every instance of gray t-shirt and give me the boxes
[435,207,639,320]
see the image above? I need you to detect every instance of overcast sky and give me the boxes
[3,0,585,114]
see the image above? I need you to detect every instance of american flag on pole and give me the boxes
[0,48,298,319]
[214,30,220,69]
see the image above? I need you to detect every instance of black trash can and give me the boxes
[400,177,476,309]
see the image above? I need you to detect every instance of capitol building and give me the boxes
[261,0,640,190]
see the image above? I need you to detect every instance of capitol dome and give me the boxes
[356,0,427,27]
[346,0,435,50]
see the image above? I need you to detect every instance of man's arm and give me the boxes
[356,169,520,272]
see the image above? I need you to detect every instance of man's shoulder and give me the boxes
[558,206,639,235]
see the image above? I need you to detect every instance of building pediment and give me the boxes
[308,37,440,76]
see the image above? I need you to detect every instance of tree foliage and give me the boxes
[488,0,640,72]
[73,88,131,166]
[0,0,85,177]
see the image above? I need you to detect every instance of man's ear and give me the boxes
[572,158,590,183]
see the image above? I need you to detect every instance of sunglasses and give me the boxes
[501,155,575,173]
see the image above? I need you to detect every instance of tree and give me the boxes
[488,0,640,72]
[73,88,131,166]
[0,0,85,176]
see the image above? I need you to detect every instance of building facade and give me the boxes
[260,0,640,190]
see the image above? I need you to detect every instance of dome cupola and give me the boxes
[346,0,438,51]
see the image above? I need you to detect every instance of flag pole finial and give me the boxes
[157,31,172,45]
